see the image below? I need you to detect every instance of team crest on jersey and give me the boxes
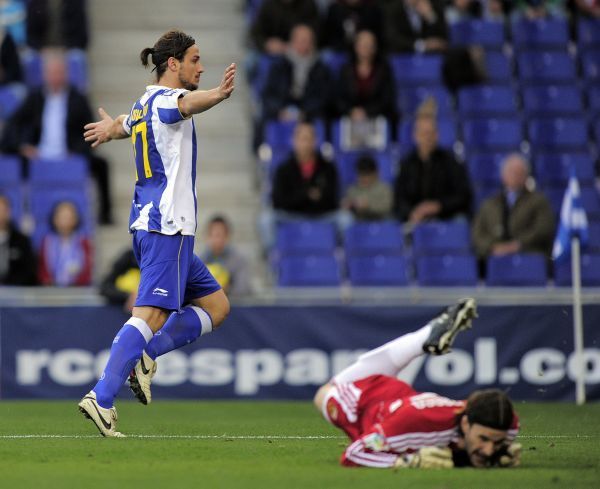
[327,400,338,421]
[363,432,388,452]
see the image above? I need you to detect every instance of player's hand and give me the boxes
[218,63,236,100]
[84,108,115,148]
[394,447,454,469]
[494,443,522,468]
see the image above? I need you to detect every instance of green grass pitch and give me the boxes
[0,401,598,488]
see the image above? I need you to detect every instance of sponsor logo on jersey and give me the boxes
[153,288,169,297]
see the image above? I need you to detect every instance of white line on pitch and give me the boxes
[0,434,596,440]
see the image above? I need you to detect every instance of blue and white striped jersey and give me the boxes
[122,85,198,235]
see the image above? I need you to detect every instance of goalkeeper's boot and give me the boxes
[422,298,478,355]
[78,391,125,437]
[128,351,156,405]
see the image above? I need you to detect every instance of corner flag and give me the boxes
[552,171,589,262]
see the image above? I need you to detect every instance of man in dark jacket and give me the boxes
[393,115,472,223]
[1,52,113,223]
[0,194,37,285]
[259,121,340,249]
[262,24,331,122]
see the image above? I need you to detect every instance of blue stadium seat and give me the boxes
[458,85,517,117]
[29,156,89,185]
[473,184,501,211]
[462,118,523,151]
[348,255,409,286]
[321,50,350,79]
[544,185,600,217]
[577,18,600,51]
[588,85,600,117]
[589,219,600,251]
[336,150,393,189]
[399,118,457,155]
[397,85,453,118]
[517,51,576,84]
[554,254,600,286]
[0,155,21,185]
[533,153,595,186]
[528,118,588,151]
[251,54,281,99]
[278,254,341,286]
[66,50,88,92]
[522,86,583,117]
[450,19,505,49]
[512,18,569,49]
[486,253,548,286]
[275,221,336,255]
[21,50,42,87]
[29,188,93,248]
[416,254,478,286]
[0,84,26,121]
[484,51,512,83]
[344,221,403,256]
[413,221,471,255]
[467,152,505,186]
[389,54,443,86]
[264,119,326,152]
[581,51,600,82]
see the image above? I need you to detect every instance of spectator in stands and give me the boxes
[99,248,139,313]
[0,27,22,84]
[472,154,555,264]
[26,0,89,50]
[0,51,113,224]
[200,215,252,297]
[321,0,383,52]
[250,0,321,55]
[573,0,600,18]
[342,154,393,220]
[0,194,37,285]
[38,200,92,286]
[335,29,396,122]
[381,0,448,53]
[262,24,332,122]
[511,0,566,20]
[445,0,482,23]
[259,121,340,249]
[393,106,472,224]
[482,0,508,20]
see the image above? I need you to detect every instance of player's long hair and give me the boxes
[140,30,195,80]
[461,389,514,431]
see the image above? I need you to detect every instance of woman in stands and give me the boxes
[38,200,92,286]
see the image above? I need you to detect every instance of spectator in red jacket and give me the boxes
[38,200,92,286]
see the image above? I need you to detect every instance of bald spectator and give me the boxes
[393,114,472,224]
[262,24,332,122]
[472,154,555,263]
[0,51,113,224]
[251,0,321,55]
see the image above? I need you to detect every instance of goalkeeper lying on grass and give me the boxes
[314,298,521,469]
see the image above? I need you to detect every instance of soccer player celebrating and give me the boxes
[79,30,235,436]
[314,298,522,469]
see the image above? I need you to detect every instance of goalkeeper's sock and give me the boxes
[93,318,153,409]
[145,305,212,360]
[333,325,431,384]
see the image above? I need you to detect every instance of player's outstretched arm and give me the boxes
[178,63,236,117]
[84,108,129,148]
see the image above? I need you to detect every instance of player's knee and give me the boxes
[313,384,331,412]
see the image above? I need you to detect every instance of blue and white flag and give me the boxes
[552,171,589,262]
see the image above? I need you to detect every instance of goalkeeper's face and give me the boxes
[461,417,509,467]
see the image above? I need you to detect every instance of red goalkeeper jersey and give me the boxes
[321,375,519,468]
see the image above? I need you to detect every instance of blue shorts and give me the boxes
[132,230,221,311]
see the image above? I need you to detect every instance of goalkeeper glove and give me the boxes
[394,447,454,469]
[493,443,522,468]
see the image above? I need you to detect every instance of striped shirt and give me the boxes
[122,85,198,236]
